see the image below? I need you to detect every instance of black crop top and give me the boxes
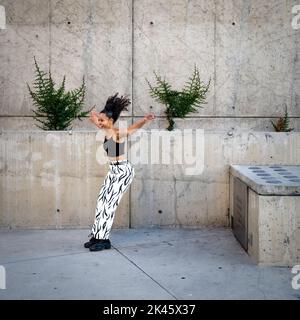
[103,135,125,157]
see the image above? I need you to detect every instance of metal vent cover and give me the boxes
[230,165,300,195]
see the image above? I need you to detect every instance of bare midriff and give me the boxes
[108,155,126,161]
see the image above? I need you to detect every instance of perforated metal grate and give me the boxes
[230,165,300,195]
[247,165,300,184]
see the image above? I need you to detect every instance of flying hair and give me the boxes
[100,92,131,123]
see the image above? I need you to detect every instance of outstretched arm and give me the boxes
[117,113,155,138]
[89,110,155,135]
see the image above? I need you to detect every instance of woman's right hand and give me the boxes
[89,111,99,125]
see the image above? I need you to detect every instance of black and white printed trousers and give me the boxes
[91,159,135,239]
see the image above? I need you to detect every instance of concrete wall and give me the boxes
[247,188,300,266]
[0,1,300,228]
[1,131,299,229]
[0,0,299,130]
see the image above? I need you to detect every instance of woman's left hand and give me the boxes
[144,113,155,122]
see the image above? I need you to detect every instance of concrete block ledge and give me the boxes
[1,131,299,229]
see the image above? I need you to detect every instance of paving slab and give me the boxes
[0,227,299,300]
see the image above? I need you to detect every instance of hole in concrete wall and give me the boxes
[158,209,162,214]
[232,22,235,25]
[150,21,154,25]
[67,21,71,25]
[57,209,60,212]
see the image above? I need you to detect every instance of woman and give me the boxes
[85,92,155,251]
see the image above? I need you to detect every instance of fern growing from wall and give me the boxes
[27,57,93,130]
[270,104,294,132]
[146,64,211,131]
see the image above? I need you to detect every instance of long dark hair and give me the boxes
[100,92,131,123]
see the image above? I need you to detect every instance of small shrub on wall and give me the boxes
[27,57,93,131]
[146,64,211,131]
[270,104,294,132]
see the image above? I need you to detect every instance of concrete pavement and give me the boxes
[0,227,299,300]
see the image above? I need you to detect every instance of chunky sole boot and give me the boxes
[89,239,111,251]
[84,236,99,248]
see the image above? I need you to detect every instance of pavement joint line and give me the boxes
[0,235,235,265]
[0,234,238,265]
[0,238,194,265]
[112,245,179,300]
[0,238,201,265]
[0,250,94,265]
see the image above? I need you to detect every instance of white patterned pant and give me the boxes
[91,159,135,239]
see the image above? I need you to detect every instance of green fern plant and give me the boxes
[146,64,211,130]
[27,56,93,130]
[270,104,294,132]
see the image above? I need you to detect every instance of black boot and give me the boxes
[89,239,111,251]
[84,233,100,248]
